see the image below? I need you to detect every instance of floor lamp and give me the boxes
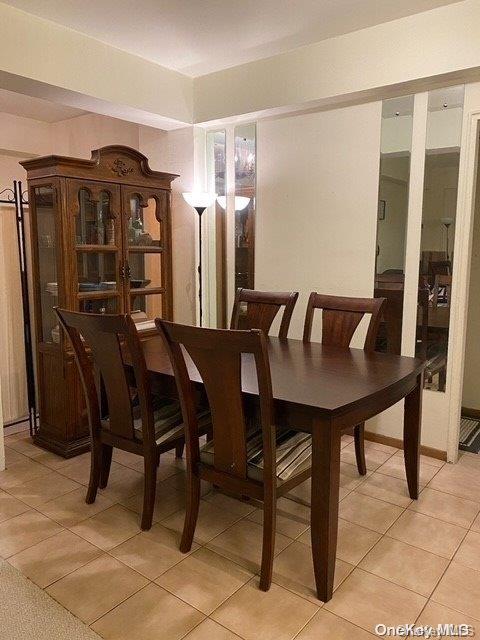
[182,192,217,326]
[440,217,453,261]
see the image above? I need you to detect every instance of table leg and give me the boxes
[310,418,341,602]
[404,373,423,500]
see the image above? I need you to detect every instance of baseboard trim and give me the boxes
[364,430,447,461]
[461,406,480,420]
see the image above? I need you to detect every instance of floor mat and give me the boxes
[459,416,480,453]
[0,560,101,640]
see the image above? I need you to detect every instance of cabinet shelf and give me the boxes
[75,244,118,252]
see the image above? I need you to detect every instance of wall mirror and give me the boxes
[374,95,413,354]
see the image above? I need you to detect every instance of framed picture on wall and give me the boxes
[378,199,386,221]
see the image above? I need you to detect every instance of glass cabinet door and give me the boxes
[122,188,171,326]
[69,181,123,314]
[32,184,60,344]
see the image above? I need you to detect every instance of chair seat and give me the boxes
[200,427,312,482]
[132,397,185,445]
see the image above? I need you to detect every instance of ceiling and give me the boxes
[0,88,86,122]
[2,0,461,77]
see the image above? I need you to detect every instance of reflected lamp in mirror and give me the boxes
[216,196,250,211]
[440,217,454,260]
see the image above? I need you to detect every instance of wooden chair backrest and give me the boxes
[230,288,298,339]
[373,286,429,357]
[156,320,275,484]
[303,293,385,350]
[432,274,452,308]
[54,308,155,445]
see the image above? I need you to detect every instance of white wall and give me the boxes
[462,159,480,411]
[255,102,381,342]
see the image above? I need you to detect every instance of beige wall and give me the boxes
[462,158,480,411]
[0,112,194,423]
[255,102,381,342]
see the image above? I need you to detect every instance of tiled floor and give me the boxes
[2,430,480,639]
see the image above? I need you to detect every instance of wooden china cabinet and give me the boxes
[21,146,177,457]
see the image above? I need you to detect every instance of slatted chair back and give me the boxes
[230,288,298,339]
[156,321,276,485]
[54,308,155,446]
[302,293,385,350]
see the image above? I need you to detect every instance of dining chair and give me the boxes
[230,288,299,338]
[54,308,211,530]
[303,293,386,475]
[155,320,312,591]
[425,274,452,391]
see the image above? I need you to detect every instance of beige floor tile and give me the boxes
[0,488,30,523]
[341,434,354,447]
[364,439,399,455]
[432,562,480,620]
[408,487,480,528]
[341,443,393,470]
[59,456,114,485]
[8,529,101,587]
[472,511,480,533]
[377,456,440,485]
[70,504,141,550]
[202,490,257,518]
[46,554,148,624]
[33,449,88,470]
[37,486,114,527]
[386,510,467,559]
[156,547,253,614]
[3,446,28,466]
[298,519,381,565]
[295,608,375,640]
[8,471,80,507]
[453,530,480,571]
[338,463,372,499]
[163,472,211,496]
[391,449,445,468]
[91,582,204,640]
[0,510,63,558]
[206,519,291,573]
[211,579,318,640]
[428,462,480,503]
[112,449,144,471]
[183,619,243,640]
[355,472,414,507]
[110,523,198,579]
[246,496,310,538]
[119,483,186,523]
[339,492,403,533]
[0,458,52,489]
[359,536,448,596]
[286,478,310,504]
[272,540,354,603]
[324,568,426,634]
[5,433,45,458]
[161,500,243,545]
[417,601,480,627]
[98,465,144,502]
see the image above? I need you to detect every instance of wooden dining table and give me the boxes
[134,334,425,603]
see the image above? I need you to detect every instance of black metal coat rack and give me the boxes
[0,181,37,435]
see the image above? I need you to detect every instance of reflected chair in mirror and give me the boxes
[425,274,452,391]
[156,320,312,591]
[303,293,386,475]
[54,308,211,530]
[230,288,299,338]
[373,285,429,359]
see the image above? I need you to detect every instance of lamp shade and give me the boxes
[182,192,217,209]
[440,217,453,226]
[216,196,251,211]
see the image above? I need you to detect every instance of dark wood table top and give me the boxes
[138,335,424,418]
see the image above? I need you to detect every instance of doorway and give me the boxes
[460,133,480,454]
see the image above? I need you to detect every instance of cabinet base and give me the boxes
[33,431,91,459]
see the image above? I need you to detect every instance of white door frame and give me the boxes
[446,109,480,461]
